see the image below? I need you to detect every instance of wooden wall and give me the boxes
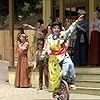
[0,30,36,62]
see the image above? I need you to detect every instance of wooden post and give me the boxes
[43,0,52,26]
[89,0,94,42]
[52,0,56,20]
[9,0,14,67]
[59,0,64,24]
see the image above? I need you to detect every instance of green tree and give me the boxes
[0,0,42,26]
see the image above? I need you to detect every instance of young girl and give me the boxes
[15,33,31,88]
[42,15,83,99]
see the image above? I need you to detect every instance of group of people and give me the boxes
[14,8,100,99]
[15,19,48,89]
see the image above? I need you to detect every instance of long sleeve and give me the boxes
[78,20,88,33]
[93,19,100,32]
[21,42,29,51]
[17,42,29,55]
[60,21,77,40]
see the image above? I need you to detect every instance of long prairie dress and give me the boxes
[73,20,88,66]
[88,19,100,65]
[15,41,31,88]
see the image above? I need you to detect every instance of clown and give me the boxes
[42,15,84,99]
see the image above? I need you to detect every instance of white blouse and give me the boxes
[91,19,100,32]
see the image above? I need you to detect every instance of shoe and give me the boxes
[69,84,76,90]
[38,87,42,90]
[44,86,49,91]
[48,89,54,92]
[52,92,60,98]
[40,87,43,90]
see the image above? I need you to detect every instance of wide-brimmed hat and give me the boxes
[51,21,62,30]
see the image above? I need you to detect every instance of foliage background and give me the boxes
[0,0,42,29]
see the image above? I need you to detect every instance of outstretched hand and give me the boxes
[23,24,29,27]
[23,24,36,30]
[76,15,87,32]
[33,61,36,70]
[77,15,84,22]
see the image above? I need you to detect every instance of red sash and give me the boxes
[51,42,67,55]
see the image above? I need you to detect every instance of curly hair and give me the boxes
[37,19,44,25]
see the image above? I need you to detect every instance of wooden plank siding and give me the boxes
[0,30,36,62]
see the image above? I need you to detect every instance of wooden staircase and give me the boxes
[9,66,100,95]
[71,67,100,95]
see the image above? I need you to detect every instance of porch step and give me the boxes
[71,87,100,95]
[76,67,100,87]
[75,67,100,75]
[76,80,100,88]
[9,67,100,95]
[76,74,100,80]
[74,67,100,95]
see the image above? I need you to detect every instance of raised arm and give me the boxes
[61,15,84,39]
[23,24,36,30]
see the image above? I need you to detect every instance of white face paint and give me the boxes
[52,25,61,35]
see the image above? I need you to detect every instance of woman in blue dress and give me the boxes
[73,9,89,66]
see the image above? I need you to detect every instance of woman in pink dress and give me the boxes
[15,33,31,88]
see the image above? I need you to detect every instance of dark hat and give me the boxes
[77,9,86,15]
[51,21,62,30]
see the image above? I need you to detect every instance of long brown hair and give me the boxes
[17,27,28,42]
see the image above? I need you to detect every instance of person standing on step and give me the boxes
[73,9,89,66]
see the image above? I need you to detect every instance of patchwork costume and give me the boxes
[43,21,77,91]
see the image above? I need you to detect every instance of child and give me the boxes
[34,41,49,90]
